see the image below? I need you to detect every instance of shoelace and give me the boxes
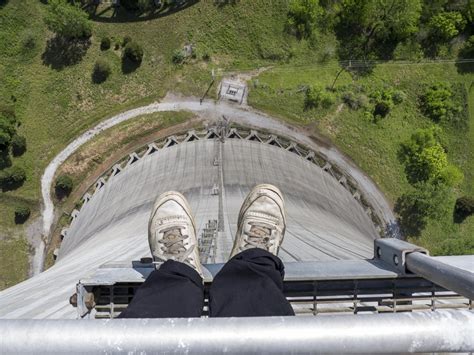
[243,222,275,250]
[159,227,194,262]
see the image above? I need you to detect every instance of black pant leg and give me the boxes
[209,248,295,317]
[118,260,204,318]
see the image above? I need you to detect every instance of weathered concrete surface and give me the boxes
[0,138,376,319]
[38,96,395,276]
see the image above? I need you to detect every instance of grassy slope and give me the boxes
[249,62,474,255]
[0,0,298,285]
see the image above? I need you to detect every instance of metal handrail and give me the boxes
[1,310,473,354]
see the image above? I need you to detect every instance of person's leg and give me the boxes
[209,248,294,317]
[118,260,204,318]
[209,184,295,317]
[118,191,205,318]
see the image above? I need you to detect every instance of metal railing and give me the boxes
[1,310,473,354]
[73,239,473,319]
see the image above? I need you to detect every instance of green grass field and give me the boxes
[249,62,474,254]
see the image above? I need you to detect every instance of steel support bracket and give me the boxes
[76,283,96,319]
[374,239,428,274]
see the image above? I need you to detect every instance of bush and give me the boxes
[92,59,111,83]
[304,85,334,110]
[342,91,368,110]
[0,166,26,191]
[11,134,26,156]
[100,37,111,51]
[123,41,143,63]
[172,49,185,64]
[44,0,92,39]
[421,82,461,123]
[370,88,397,119]
[454,196,474,223]
[55,175,73,198]
[14,206,31,224]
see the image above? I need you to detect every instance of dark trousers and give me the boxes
[118,248,295,318]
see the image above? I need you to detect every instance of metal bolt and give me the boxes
[393,255,399,265]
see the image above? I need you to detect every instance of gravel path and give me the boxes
[36,95,397,274]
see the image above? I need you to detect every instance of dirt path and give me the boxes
[37,94,397,274]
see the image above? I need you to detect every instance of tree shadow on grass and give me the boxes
[0,0,8,8]
[121,58,140,74]
[42,36,91,70]
[91,0,199,23]
[455,61,474,74]
[394,195,427,238]
[0,150,11,170]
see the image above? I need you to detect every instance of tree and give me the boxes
[336,0,422,59]
[123,41,144,63]
[429,11,466,41]
[0,166,26,191]
[45,0,92,39]
[398,127,463,186]
[286,0,323,39]
[459,35,474,58]
[421,82,461,123]
[395,181,453,237]
[55,174,73,198]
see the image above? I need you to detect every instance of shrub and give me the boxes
[0,166,26,191]
[14,206,31,224]
[421,82,461,123]
[11,134,26,156]
[342,91,368,110]
[92,58,111,83]
[304,85,334,110]
[392,90,406,104]
[172,49,185,64]
[55,175,73,198]
[123,41,143,63]
[454,196,474,222]
[100,37,111,51]
[44,0,92,39]
[370,88,396,119]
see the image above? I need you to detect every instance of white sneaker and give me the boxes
[148,191,203,277]
[230,184,286,258]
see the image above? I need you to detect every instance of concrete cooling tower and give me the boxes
[0,125,380,319]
